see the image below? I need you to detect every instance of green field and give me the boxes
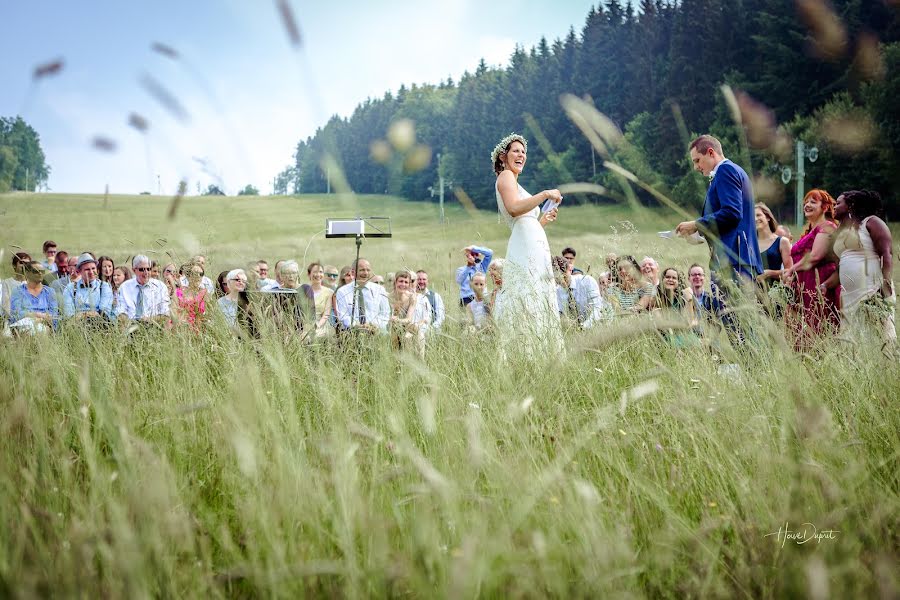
[0,192,897,597]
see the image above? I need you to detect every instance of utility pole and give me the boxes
[25,168,29,192]
[438,153,445,224]
[157,174,162,195]
[793,141,819,228]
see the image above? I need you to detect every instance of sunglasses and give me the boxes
[135,267,151,272]
[326,273,339,278]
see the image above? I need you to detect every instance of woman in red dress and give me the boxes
[782,189,840,350]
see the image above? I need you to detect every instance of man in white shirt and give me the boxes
[334,258,390,334]
[256,260,278,290]
[415,270,445,332]
[554,256,609,329]
[116,255,171,321]
[179,255,215,293]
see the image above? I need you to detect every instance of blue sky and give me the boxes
[1,0,599,194]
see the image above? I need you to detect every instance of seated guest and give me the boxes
[216,270,229,297]
[115,255,171,321]
[334,258,390,334]
[306,262,334,338]
[597,271,613,298]
[415,269,445,332]
[111,265,131,311]
[554,256,610,329]
[389,269,428,353]
[605,253,620,286]
[97,256,115,285]
[372,274,386,286]
[562,247,582,285]
[50,253,79,305]
[487,258,505,313]
[467,272,490,330]
[755,202,793,285]
[455,244,493,307]
[40,240,59,273]
[608,255,655,314]
[161,263,179,296]
[218,269,247,327]
[62,253,114,322]
[322,265,340,290]
[9,261,59,333]
[688,263,726,330]
[338,265,354,287]
[265,260,315,333]
[2,251,32,317]
[256,260,277,289]
[173,262,209,330]
[181,255,215,293]
[656,267,694,321]
[150,260,160,281]
[640,256,660,287]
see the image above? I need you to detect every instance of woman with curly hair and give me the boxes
[782,189,840,348]
[830,190,895,348]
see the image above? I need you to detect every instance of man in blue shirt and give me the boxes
[455,245,493,307]
[63,253,113,321]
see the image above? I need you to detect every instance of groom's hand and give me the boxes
[675,221,698,236]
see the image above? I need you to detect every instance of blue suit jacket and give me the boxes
[696,160,763,279]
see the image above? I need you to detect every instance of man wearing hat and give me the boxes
[63,253,113,321]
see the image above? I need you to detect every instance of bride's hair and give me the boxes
[491,133,527,175]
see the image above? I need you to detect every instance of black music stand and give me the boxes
[326,217,392,328]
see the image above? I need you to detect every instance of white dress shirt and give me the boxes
[418,288,444,331]
[333,281,390,332]
[115,278,171,319]
[557,276,610,329]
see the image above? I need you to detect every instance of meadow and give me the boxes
[0,192,897,598]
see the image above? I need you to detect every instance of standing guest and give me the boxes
[306,261,334,338]
[115,255,171,322]
[640,256,660,287]
[40,241,59,273]
[62,253,114,322]
[389,269,427,352]
[415,270,445,332]
[334,258,390,334]
[322,265,340,290]
[675,135,763,291]
[9,261,59,332]
[754,203,793,284]
[218,269,247,327]
[831,190,895,347]
[256,260,278,289]
[174,262,208,329]
[50,254,80,304]
[455,244,493,307]
[97,256,115,284]
[608,255,655,314]
[775,224,793,243]
[2,252,32,317]
[216,270,229,297]
[467,272,490,330]
[782,189,840,347]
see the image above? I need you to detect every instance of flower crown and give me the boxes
[490,133,527,168]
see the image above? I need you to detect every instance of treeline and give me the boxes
[0,117,50,193]
[276,0,900,217]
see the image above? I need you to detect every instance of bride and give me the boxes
[492,133,565,358]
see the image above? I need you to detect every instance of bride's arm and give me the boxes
[497,171,561,217]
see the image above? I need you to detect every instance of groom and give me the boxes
[675,135,762,292]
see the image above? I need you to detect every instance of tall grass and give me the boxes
[0,292,897,596]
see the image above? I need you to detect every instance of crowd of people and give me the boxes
[1,183,893,358]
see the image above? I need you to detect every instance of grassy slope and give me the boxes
[0,192,897,598]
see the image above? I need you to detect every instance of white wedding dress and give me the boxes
[494,180,564,359]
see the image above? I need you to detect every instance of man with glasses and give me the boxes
[322,265,340,291]
[561,246,583,285]
[256,260,277,290]
[41,240,59,273]
[688,263,726,332]
[115,255,170,321]
[62,253,113,322]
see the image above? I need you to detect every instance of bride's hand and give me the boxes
[544,189,562,204]
[540,208,558,226]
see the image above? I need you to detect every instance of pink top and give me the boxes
[175,287,207,329]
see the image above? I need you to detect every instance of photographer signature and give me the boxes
[765,522,839,548]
